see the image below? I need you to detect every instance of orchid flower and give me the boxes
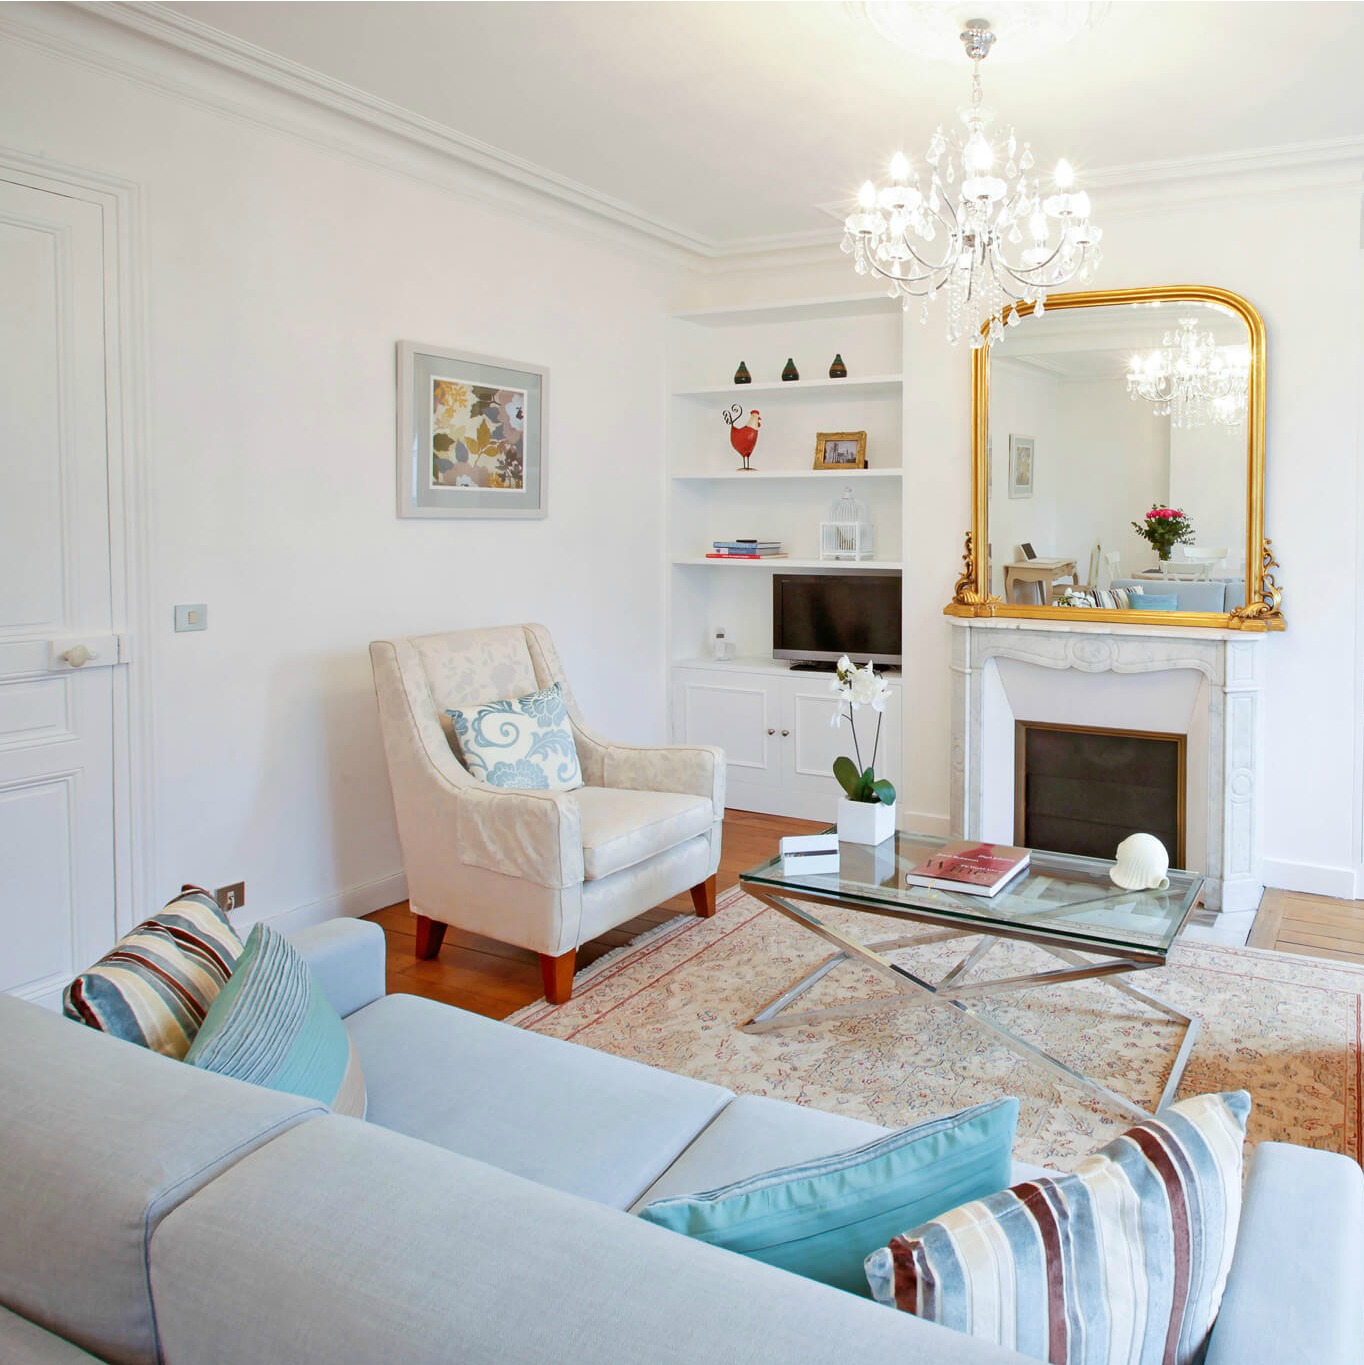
[829,655,896,806]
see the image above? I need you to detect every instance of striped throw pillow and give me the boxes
[867,1091,1250,1365]
[185,922,366,1117]
[63,889,243,1058]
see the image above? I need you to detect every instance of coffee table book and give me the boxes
[904,841,1031,898]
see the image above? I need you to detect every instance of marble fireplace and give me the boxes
[949,618,1265,918]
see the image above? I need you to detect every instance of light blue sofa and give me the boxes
[1112,577,1247,612]
[2,918,1360,1364]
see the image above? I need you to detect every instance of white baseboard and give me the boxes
[235,871,409,936]
[901,809,952,838]
[1260,858,1359,901]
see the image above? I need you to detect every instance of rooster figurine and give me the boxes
[723,404,761,471]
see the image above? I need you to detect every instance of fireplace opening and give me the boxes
[1014,721,1185,866]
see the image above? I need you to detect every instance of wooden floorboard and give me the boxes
[364,811,1364,1018]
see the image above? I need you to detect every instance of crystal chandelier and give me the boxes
[1126,317,1250,429]
[841,19,1102,348]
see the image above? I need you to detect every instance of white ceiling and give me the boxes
[163,1,1364,248]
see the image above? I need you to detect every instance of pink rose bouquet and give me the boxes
[1132,505,1195,561]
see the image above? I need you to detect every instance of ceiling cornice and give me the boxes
[18,1,1364,274]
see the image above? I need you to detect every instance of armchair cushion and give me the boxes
[447,680,583,791]
[578,788,714,880]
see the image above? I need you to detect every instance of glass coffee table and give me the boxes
[739,830,1204,1120]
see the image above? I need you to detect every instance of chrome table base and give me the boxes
[740,888,1199,1122]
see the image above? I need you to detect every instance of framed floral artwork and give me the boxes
[397,342,548,518]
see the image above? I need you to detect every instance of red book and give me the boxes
[904,842,1030,897]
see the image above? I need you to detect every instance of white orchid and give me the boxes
[828,656,896,806]
[829,654,888,726]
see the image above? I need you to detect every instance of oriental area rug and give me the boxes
[510,886,1362,1170]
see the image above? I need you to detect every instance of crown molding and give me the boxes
[12,3,1364,273]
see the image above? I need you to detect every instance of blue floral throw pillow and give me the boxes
[447,681,583,791]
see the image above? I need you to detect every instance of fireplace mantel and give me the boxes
[949,618,1265,915]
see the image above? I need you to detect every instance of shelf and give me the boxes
[672,294,901,327]
[671,468,903,482]
[672,558,903,571]
[672,375,902,399]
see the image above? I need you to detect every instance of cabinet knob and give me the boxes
[780,729,790,737]
[766,727,776,735]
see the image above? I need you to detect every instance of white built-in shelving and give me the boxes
[665,294,907,817]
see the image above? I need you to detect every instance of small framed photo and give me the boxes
[397,341,548,518]
[1008,433,1034,500]
[814,431,867,470]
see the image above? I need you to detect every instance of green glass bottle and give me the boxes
[733,361,752,384]
[828,353,847,379]
[781,357,799,382]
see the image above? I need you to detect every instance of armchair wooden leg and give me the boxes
[690,875,717,919]
[540,950,576,1005]
[413,915,447,961]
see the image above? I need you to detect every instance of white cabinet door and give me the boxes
[673,668,784,808]
[788,679,902,820]
[0,180,120,1005]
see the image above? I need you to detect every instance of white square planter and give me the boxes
[836,797,897,846]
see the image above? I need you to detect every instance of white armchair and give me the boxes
[369,625,725,1004]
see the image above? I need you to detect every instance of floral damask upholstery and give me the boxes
[369,624,725,1003]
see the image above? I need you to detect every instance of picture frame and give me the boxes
[813,431,867,470]
[1020,542,1037,560]
[397,341,548,519]
[1008,433,1034,500]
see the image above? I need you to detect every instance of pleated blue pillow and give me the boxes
[637,1097,1017,1295]
[185,922,366,1117]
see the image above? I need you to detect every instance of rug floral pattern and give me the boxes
[512,889,1362,1169]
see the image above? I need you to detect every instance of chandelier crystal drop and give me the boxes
[1126,317,1250,429]
[841,19,1102,348]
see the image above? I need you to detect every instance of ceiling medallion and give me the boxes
[841,16,1102,347]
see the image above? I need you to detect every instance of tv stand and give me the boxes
[787,660,901,674]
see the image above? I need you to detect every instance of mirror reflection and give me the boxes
[987,299,1250,615]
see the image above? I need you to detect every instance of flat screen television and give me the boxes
[772,572,902,668]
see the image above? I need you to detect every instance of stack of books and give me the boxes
[904,842,1031,898]
[706,539,786,559]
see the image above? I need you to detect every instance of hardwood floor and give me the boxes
[364,810,1364,1018]
[365,809,825,1019]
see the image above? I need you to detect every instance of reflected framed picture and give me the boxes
[397,341,548,518]
[814,431,867,470]
[1008,433,1034,500]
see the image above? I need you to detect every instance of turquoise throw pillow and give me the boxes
[447,680,583,791]
[186,923,366,1117]
[1129,592,1179,611]
[637,1097,1017,1296]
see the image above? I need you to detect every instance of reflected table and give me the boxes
[739,831,1203,1120]
[1003,559,1077,604]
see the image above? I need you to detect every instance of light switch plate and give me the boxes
[174,604,207,632]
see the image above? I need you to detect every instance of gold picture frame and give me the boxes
[814,431,867,470]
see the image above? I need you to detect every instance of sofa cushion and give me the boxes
[447,680,583,791]
[149,1114,1032,1365]
[577,786,713,880]
[186,923,366,1117]
[0,1306,106,1364]
[344,992,732,1207]
[0,994,324,1365]
[1128,591,1180,611]
[62,888,243,1058]
[868,1091,1250,1365]
[638,1098,1017,1296]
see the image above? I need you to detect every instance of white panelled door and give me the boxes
[0,178,121,1004]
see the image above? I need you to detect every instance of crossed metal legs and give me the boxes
[740,890,1200,1122]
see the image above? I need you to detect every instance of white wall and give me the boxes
[0,14,683,927]
[688,176,1364,895]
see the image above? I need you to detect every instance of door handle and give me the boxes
[45,635,123,671]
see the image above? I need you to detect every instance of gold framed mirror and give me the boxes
[946,285,1283,631]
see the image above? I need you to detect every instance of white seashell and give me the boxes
[1110,833,1170,890]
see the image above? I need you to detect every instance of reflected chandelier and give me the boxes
[1126,317,1250,429]
[841,19,1102,348]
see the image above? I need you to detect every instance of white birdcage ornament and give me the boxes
[820,485,873,561]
